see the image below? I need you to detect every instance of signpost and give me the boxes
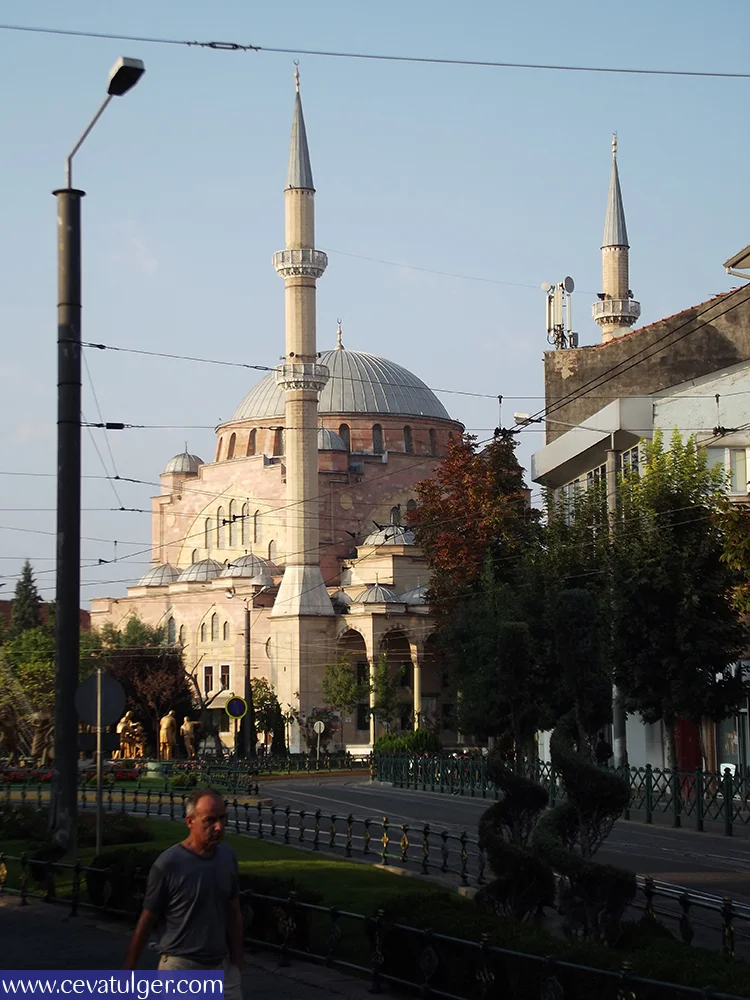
[74,671,126,855]
[225,696,247,757]
[313,719,325,765]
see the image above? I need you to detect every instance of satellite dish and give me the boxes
[541,282,552,292]
[563,276,575,293]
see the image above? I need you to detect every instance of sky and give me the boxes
[1,0,749,604]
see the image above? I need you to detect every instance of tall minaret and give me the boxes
[592,135,640,343]
[271,69,334,621]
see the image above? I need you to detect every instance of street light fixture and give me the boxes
[52,57,145,852]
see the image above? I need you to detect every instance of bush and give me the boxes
[475,839,555,923]
[374,730,443,754]
[77,811,152,848]
[237,873,324,951]
[0,803,49,842]
[168,773,198,790]
[86,846,164,911]
[27,842,67,888]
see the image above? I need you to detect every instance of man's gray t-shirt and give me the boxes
[142,842,240,964]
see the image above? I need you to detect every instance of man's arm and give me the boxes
[227,898,244,968]
[123,909,158,970]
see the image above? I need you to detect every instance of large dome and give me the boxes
[231,347,451,422]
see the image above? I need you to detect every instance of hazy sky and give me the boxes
[2,0,749,603]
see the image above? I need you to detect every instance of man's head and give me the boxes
[185,789,227,852]
[184,716,190,724]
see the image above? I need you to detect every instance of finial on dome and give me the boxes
[335,318,344,350]
[294,60,300,93]
[184,441,188,453]
[612,132,617,159]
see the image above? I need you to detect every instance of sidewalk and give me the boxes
[0,897,386,1000]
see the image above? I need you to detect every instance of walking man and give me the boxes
[594,731,614,767]
[123,788,244,999]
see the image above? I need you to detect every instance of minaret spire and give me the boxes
[287,63,314,191]
[592,134,640,343]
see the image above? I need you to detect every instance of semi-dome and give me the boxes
[231,346,451,422]
[137,563,181,587]
[318,427,347,451]
[220,554,279,579]
[399,585,429,606]
[361,526,416,546]
[354,583,400,604]
[176,558,223,583]
[164,451,204,475]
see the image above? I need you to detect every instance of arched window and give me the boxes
[429,429,437,456]
[390,506,401,525]
[191,549,198,564]
[241,502,249,545]
[403,426,413,454]
[167,617,176,644]
[227,433,236,460]
[204,518,212,550]
[372,424,384,455]
[211,613,218,642]
[223,621,230,641]
[246,429,257,457]
[268,540,277,563]
[406,499,417,517]
[273,428,284,456]
[338,423,351,451]
[178,624,186,645]
[217,506,226,548]
[216,437,224,461]
[228,500,237,547]
[254,510,262,544]
[200,623,206,642]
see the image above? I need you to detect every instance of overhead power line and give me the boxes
[2,23,750,81]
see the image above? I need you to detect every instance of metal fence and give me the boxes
[0,856,745,1000]
[375,755,750,835]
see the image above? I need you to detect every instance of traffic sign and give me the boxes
[313,720,325,735]
[226,697,248,720]
[75,673,126,727]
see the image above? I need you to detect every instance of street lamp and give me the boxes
[52,57,145,852]
[226,581,268,759]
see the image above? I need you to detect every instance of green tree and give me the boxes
[322,654,362,748]
[611,430,748,767]
[10,561,42,637]
[371,653,403,732]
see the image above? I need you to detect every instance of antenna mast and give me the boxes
[542,277,577,349]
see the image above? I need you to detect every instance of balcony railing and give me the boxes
[592,297,641,322]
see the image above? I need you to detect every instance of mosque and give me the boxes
[90,74,464,751]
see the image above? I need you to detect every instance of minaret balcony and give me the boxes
[273,248,328,279]
[592,297,641,325]
[275,361,330,393]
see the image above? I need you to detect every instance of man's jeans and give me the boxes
[158,954,242,1000]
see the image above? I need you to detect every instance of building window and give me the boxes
[429,429,437,456]
[338,423,351,451]
[403,426,414,454]
[223,621,230,641]
[228,500,237,547]
[586,464,606,490]
[167,617,176,644]
[268,540,277,563]
[217,506,226,548]
[356,661,369,686]
[200,623,206,642]
[211,613,219,642]
[399,703,412,731]
[191,549,198,564]
[254,510,262,544]
[227,433,236,460]
[442,702,456,730]
[406,499,417,521]
[372,424,384,455]
[620,445,640,477]
[178,625,185,646]
[390,505,401,525]
[241,502,249,545]
[205,518,212,550]
[220,664,230,690]
[216,438,223,462]
[204,665,214,693]
[273,428,284,456]
[218,712,230,733]
[356,703,369,731]
[707,447,749,495]
[247,429,257,457]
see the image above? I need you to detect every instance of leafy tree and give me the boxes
[10,561,42,637]
[322,654,362,748]
[250,677,287,754]
[717,498,750,614]
[370,653,403,733]
[610,431,748,767]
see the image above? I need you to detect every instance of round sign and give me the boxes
[313,720,325,735]
[225,697,248,720]
[75,673,126,727]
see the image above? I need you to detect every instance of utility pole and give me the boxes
[607,443,628,768]
[243,602,258,759]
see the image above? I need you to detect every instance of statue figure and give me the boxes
[29,710,54,765]
[159,710,178,760]
[130,722,147,759]
[0,706,21,765]
[181,717,200,759]
[114,710,135,759]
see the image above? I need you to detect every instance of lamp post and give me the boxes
[51,57,145,851]
[226,583,267,759]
